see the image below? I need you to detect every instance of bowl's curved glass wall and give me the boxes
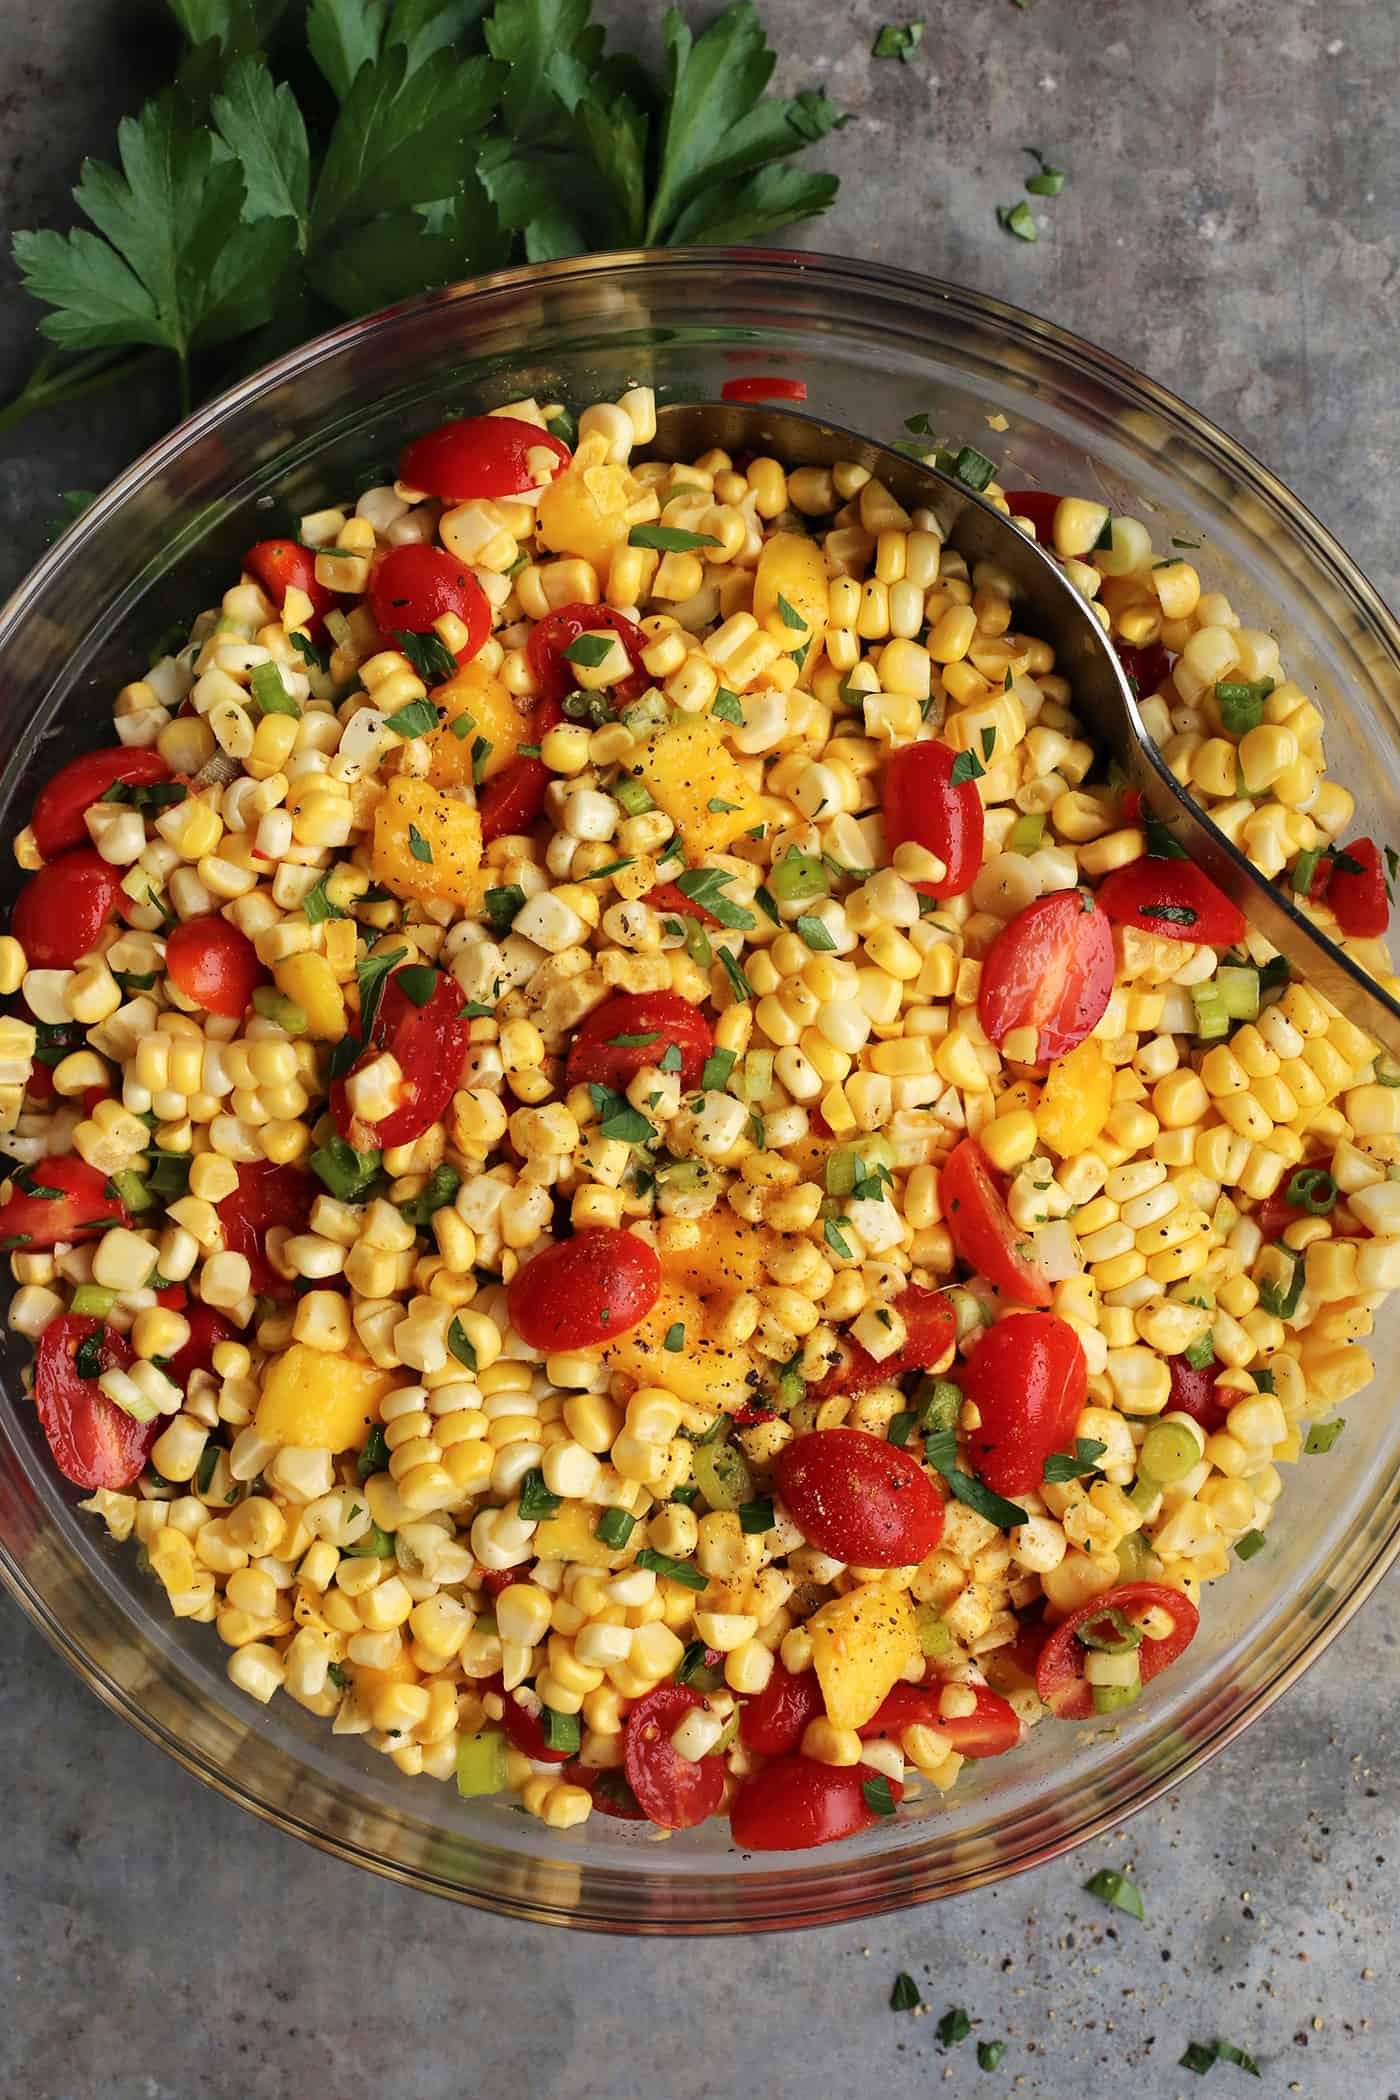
[3,251,1399,1931]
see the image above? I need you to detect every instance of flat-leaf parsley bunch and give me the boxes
[5,0,847,437]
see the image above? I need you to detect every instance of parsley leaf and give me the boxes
[949,747,985,786]
[675,867,754,929]
[587,1082,656,1147]
[872,21,923,59]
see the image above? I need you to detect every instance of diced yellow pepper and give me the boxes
[808,1580,920,1730]
[1035,1037,1114,1158]
[631,716,762,856]
[752,530,829,651]
[372,776,483,910]
[254,1343,402,1453]
[429,662,530,787]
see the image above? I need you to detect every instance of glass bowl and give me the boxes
[3,249,1399,1934]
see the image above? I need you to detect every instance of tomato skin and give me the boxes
[775,1426,945,1567]
[1117,640,1172,700]
[476,696,562,844]
[624,1685,726,1831]
[500,1690,571,1765]
[562,1760,647,1818]
[399,415,571,502]
[13,848,124,968]
[644,880,721,926]
[962,1311,1089,1496]
[720,375,808,402]
[1325,837,1390,939]
[165,916,266,1019]
[1165,1352,1229,1433]
[978,891,1115,1060]
[565,989,714,1093]
[164,1304,236,1391]
[730,1756,901,1851]
[1036,1580,1199,1719]
[243,539,334,626]
[0,1154,128,1250]
[34,1314,155,1490]
[1004,490,1062,542]
[507,1227,661,1351]
[217,1160,314,1300]
[525,603,649,708]
[857,1679,1021,1759]
[31,747,172,859]
[941,1138,1053,1308]
[738,1662,826,1757]
[1096,860,1246,948]
[812,1283,956,1400]
[330,969,469,1151]
[882,739,984,897]
[367,543,490,655]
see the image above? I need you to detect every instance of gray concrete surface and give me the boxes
[3,2,1400,2094]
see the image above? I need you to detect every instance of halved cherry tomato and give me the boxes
[217,1160,314,1300]
[164,1304,236,1391]
[738,1661,826,1757]
[1164,1351,1229,1434]
[775,1426,945,1567]
[1121,787,1142,827]
[33,1314,154,1490]
[623,1685,726,1831]
[812,1283,956,1400]
[499,1689,571,1765]
[525,604,649,708]
[1324,837,1390,939]
[882,739,983,897]
[962,1311,1088,1496]
[165,916,266,1019]
[0,1154,128,1251]
[243,539,335,627]
[857,1678,1021,1759]
[940,1138,1053,1308]
[720,375,808,402]
[477,696,562,844]
[730,1755,902,1851]
[479,1567,518,1598]
[1004,490,1062,542]
[367,543,490,655]
[565,989,713,1093]
[562,1761,647,1819]
[978,890,1114,1060]
[644,879,721,926]
[1036,1580,1199,1720]
[507,1227,661,1351]
[331,968,469,1151]
[13,848,124,968]
[1117,640,1172,700]
[399,415,571,502]
[1096,860,1246,948]
[31,747,173,859]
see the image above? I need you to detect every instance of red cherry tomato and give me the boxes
[882,739,984,897]
[33,1314,155,1490]
[1324,837,1390,939]
[644,879,722,926]
[13,848,124,968]
[775,1427,945,1567]
[738,1661,826,1757]
[623,1685,726,1831]
[1036,1580,1199,1720]
[720,375,808,402]
[1121,788,1142,827]
[562,1761,647,1819]
[730,1755,902,1851]
[165,916,266,1019]
[978,890,1114,1061]
[1003,490,1062,542]
[1097,860,1246,948]
[31,747,173,860]
[1164,1352,1229,1434]
[243,539,335,626]
[962,1311,1088,1496]
[479,1567,518,1598]
[477,696,562,844]
[565,989,714,1093]
[525,604,649,708]
[217,1160,314,1300]
[1117,641,1172,700]
[940,1138,1053,1308]
[813,1283,956,1400]
[499,1690,571,1765]
[857,1678,1021,1759]
[0,1154,128,1251]
[367,543,490,656]
[331,968,469,1151]
[399,415,571,502]
[164,1304,236,1391]
[507,1228,661,1351]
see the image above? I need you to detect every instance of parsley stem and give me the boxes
[0,344,164,440]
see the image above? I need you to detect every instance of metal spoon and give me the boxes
[651,400,1400,1060]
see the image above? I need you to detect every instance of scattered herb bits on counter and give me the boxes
[2,386,1394,1848]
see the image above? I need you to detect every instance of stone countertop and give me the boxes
[3,3,1399,2095]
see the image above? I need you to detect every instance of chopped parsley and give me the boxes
[394,630,458,684]
[1083,1867,1145,1921]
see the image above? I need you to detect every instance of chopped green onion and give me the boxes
[251,986,307,1034]
[398,1163,462,1229]
[692,1437,754,1513]
[1285,1166,1337,1214]
[249,660,301,717]
[1304,1418,1345,1455]
[1234,1529,1267,1560]
[768,848,828,904]
[1183,1331,1216,1370]
[1075,1603,1144,1654]
[916,1604,954,1658]
[109,1168,155,1213]
[70,1283,118,1318]
[1091,1682,1142,1714]
[1258,1250,1303,1320]
[1139,1420,1199,1485]
[455,1728,508,1797]
[1191,982,1230,1041]
[615,776,655,817]
[310,1135,381,1202]
[953,445,996,492]
[917,1377,962,1435]
[1008,811,1046,853]
[540,1705,580,1754]
[1215,677,1274,735]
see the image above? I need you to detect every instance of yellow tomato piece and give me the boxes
[372,776,484,910]
[808,1580,920,1731]
[272,951,346,1041]
[631,715,763,857]
[601,1281,754,1409]
[350,1651,420,1694]
[536,462,632,567]
[254,1344,401,1453]
[532,1501,631,1571]
[429,661,529,787]
[1035,1037,1114,1158]
[662,1213,771,1298]
[752,530,829,651]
